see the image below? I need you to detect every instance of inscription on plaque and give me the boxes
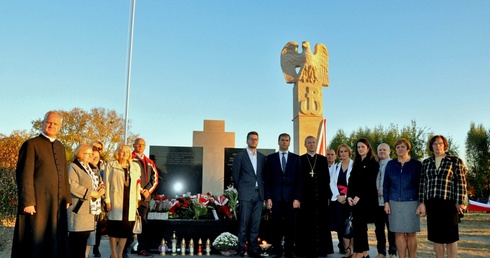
[150,146,203,197]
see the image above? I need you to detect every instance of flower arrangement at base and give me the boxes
[148,195,172,220]
[222,186,238,219]
[148,186,239,220]
[212,232,238,253]
[149,195,172,212]
[192,194,209,219]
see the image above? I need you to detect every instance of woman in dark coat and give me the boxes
[347,138,380,258]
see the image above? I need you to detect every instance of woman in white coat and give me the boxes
[105,145,141,258]
[330,144,354,258]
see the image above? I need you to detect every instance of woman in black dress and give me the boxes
[347,139,379,258]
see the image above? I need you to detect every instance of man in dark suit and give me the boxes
[265,133,302,258]
[232,131,266,258]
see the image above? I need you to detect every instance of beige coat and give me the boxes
[67,160,101,232]
[105,160,141,221]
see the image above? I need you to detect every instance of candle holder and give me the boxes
[259,242,272,256]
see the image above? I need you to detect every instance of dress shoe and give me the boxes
[338,243,346,254]
[138,250,154,257]
[248,252,261,258]
[92,252,101,257]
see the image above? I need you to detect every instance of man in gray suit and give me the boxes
[232,131,266,258]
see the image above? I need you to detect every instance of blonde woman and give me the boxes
[330,144,354,257]
[105,145,141,258]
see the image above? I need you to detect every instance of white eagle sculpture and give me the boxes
[280,41,329,86]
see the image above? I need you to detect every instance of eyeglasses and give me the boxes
[93,146,102,151]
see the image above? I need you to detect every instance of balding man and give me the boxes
[375,143,397,258]
[12,111,72,258]
[132,138,159,256]
[326,149,337,177]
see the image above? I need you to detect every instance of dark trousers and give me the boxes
[68,231,91,258]
[352,216,369,253]
[237,190,262,255]
[374,206,397,255]
[270,200,296,255]
[93,218,106,254]
[137,203,150,251]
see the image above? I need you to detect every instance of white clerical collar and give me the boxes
[41,132,56,142]
[308,153,316,157]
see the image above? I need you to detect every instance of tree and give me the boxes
[328,120,431,160]
[32,107,138,161]
[0,130,33,169]
[465,123,490,201]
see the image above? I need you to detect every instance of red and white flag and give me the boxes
[316,118,327,156]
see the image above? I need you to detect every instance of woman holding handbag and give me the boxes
[330,144,354,257]
[105,145,141,258]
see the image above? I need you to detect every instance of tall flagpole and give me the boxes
[124,0,136,144]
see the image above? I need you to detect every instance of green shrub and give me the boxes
[0,168,17,251]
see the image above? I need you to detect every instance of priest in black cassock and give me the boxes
[297,136,334,257]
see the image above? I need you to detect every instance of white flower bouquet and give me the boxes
[212,232,238,251]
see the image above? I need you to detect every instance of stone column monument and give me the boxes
[281,41,329,154]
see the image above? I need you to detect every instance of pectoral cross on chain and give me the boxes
[309,170,315,177]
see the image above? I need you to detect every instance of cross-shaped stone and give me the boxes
[193,120,235,195]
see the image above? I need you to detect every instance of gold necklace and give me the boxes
[124,165,130,187]
[307,154,317,177]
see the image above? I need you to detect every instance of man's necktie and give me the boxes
[281,152,287,172]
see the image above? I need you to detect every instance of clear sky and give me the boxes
[1,1,489,159]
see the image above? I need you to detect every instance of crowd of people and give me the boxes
[11,111,468,258]
[233,131,468,258]
[12,111,158,258]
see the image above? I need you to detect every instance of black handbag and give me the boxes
[344,212,353,238]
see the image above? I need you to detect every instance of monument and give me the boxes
[280,41,329,154]
[150,146,203,197]
[193,120,235,195]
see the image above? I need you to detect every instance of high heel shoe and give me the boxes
[341,247,353,258]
